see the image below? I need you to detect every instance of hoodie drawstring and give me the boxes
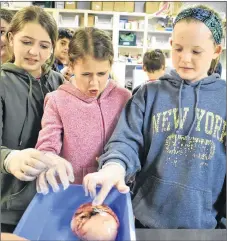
[186,81,202,138]
[177,80,184,133]
[177,80,202,139]
[18,75,33,147]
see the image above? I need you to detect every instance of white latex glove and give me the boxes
[36,152,74,194]
[83,163,129,206]
[4,149,49,181]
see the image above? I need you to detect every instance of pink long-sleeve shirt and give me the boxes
[36,80,131,184]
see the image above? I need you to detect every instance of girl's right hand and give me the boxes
[83,164,129,206]
[4,149,49,181]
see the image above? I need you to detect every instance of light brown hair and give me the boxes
[68,27,114,65]
[6,6,58,73]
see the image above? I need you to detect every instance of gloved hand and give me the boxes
[83,163,129,206]
[36,152,74,195]
[4,148,49,181]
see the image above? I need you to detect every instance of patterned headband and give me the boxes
[173,7,223,44]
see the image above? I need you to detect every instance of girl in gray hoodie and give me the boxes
[0,6,64,232]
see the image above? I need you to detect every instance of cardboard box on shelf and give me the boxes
[114,2,125,12]
[91,2,102,11]
[88,15,95,27]
[65,1,77,9]
[55,2,64,9]
[102,2,114,11]
[144,2,160,14]
[80,16,84,27]
[80,16,95,27]
[125,2,134,12]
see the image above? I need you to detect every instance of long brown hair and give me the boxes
[6,6,58,73]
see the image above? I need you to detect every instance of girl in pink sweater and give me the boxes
[35,27,131,192]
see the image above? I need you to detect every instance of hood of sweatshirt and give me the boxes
[159,69,226,138]
[1,62,62,91]
[1,63,63,146]
[160,69,225,87]
[58,79,118,103]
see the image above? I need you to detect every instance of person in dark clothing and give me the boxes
[214,62,222,76]
[0,9,14,63]
[52,28,73,72]
[208,58,222,77]
[143,49,166,81]
[132,49,166,94]
[0,6,72,233]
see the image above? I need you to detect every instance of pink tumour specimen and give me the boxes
[71,203,119,241]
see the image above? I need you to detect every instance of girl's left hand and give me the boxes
[36,152,74,194]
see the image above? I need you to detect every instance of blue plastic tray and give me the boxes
[14,184,136,241]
